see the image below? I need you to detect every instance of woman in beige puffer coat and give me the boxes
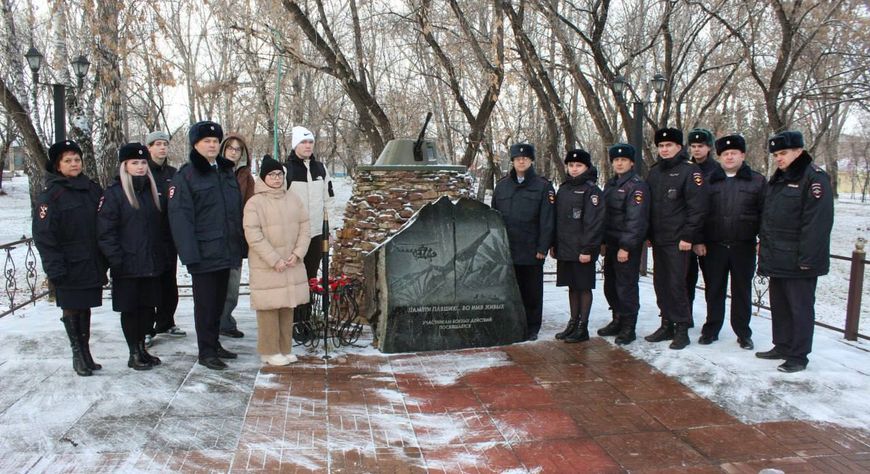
[243,156,311,366]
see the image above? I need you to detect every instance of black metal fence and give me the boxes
[0,236,49,318]
[5,234,868,341]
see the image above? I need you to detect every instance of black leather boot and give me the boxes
[138,339,161,366]
[564,321,590,343]
[555,317,579,340]
[128,342,152,371]
[61,315,92,376]
[669,322,690,350]
[644,319,674,342]
[79,310,101,370]
[597,315,621,337]
[614,314,637,345]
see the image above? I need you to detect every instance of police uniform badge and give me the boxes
[692,172,703,186]
[38,204,48,219]
[168,185,176,199]
[547,189,555,204]
[97,195,105,212]
[633,190,644,205]
[591,194,599,206]
[810,182,823,199]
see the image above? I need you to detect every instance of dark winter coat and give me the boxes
[32,172,108,290]
[150,159,178,267]
[167,149,245,274]
[758,151,834,278]
[702,163,766,245]
[603,170,650,250]
[693,156,721,179]
[492,166,555,265]
[97,177,166,279]
[646,154,708,246]
[553,167,605,261]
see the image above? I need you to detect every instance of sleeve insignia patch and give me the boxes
[97,196,105,212]
[591,194,599,206]
[38,204,48,219]
[810,182,823,199]
[692,172,703,186]
[168,185,176,199]
[633,190,644,205]
[547,190,555,204]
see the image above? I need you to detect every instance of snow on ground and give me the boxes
[0,173,869,462]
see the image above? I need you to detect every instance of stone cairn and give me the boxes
[331,168,474,319]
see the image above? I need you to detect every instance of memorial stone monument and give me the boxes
[364,196,527,353]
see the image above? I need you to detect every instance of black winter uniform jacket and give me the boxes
[492,167,555,265]
[167,150,245,274]
[32,173,108,290]
[150,160,178,265]
[646,154,708,246]
[553,167,605,261]
[603,170,650,251]
[97,177,167,279]
[702,163,766,245]
[758,152,834,278]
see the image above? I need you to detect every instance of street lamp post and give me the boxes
[24,46,91,144]
[613,73,666,177]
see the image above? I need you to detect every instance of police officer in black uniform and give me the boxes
[492,143,555,341]
[645,127,707,349]
[168,121,245,370]
[97,143,166,370]
[551,149,605,343]
[32,140,107,376]
[145,131,186,344]
[756,131,833,372]
[599,144,650,345]
[694,134,765,350]
[686,128,720,324]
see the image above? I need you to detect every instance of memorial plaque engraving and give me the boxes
[365,196,527,353]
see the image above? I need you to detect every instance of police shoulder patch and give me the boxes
[38,204,48,220]
[97,195,105,212]
[810,182,823,199]
[633,190,644,205]
[692,172,703,186]
[168,185,176,199]
[547,189,555,204]
[591,194,599,206]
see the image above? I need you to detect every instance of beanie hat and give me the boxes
[118,142,150,162]
[47,139,83,172]
[509,143,535,161]
[188,121,223,146]
[564,149,592,168]
[654,127,683,146]
[688,128,714,147]
[715,134,746,155]
[259,155,284,181]
[145,131,170,146]
[608,143,636,162]
[768,131,804,153]
[291,126,315,150]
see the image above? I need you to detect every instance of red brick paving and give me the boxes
[9,338,870,472]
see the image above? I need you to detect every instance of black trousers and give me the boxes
[686,253,706,316]
[769,277,817,365]
[514,264,544,336]
[652,245,692,324]
[701,242,755,339]
[154,264,179,334]
[603,244,642,316]
[191,269,230,358]
[304,234,324,279]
